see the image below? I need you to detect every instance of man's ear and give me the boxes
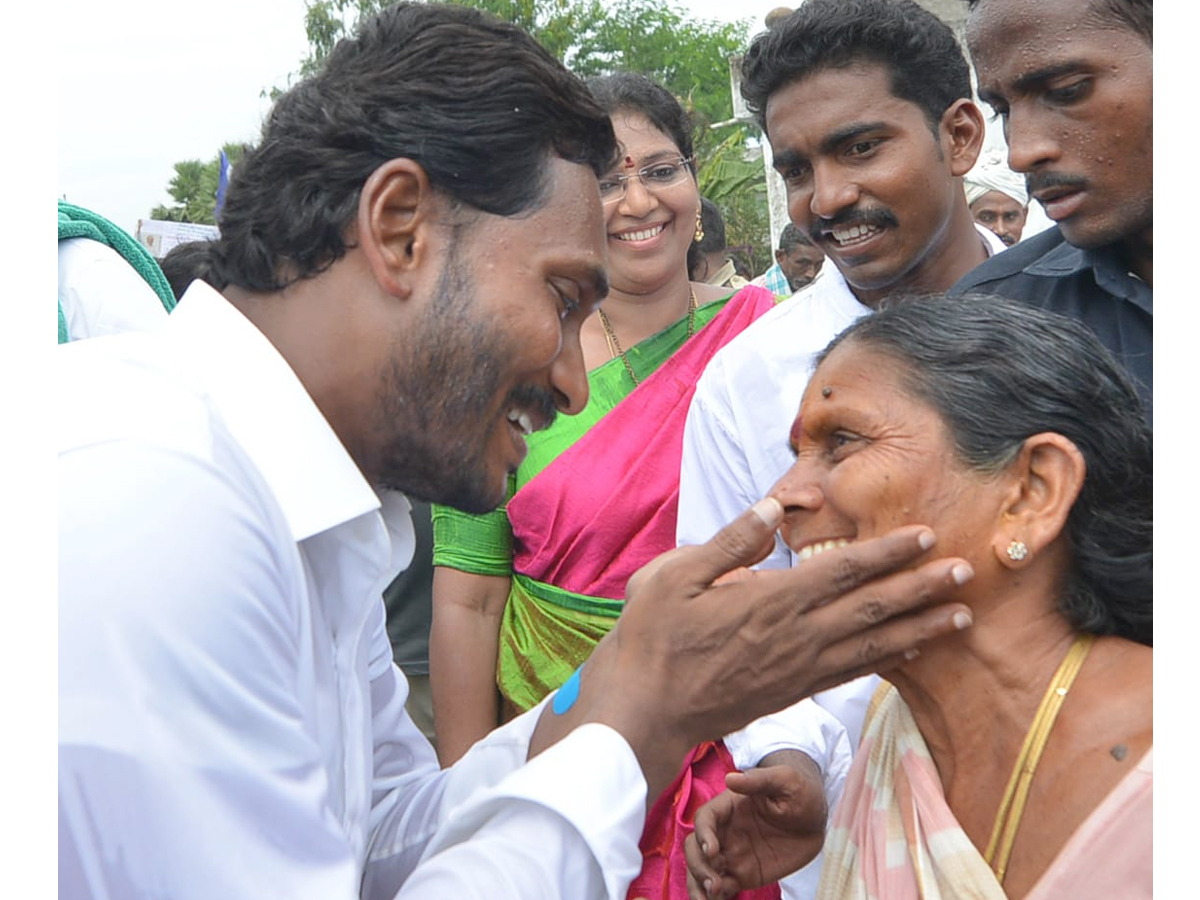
[775,247,787,265]
[992,433,1086,568]
[940,98,987,178]
[355,158,434,299]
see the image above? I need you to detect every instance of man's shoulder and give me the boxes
[950,226,1069,295]
[58,334,243,478]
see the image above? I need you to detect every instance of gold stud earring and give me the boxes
[1006,540,1029,562]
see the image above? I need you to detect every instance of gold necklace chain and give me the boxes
[597,288,698,386]
[984,632,1096,884]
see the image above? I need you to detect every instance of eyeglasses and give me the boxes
[599,157,694,204]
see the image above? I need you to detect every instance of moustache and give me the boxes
[811,207,900,238]
[505,384,559,432]
[1025,171,1088,196]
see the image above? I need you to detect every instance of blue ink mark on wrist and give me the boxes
[553,666,582,715]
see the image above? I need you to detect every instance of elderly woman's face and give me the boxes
[771,340,1006,566]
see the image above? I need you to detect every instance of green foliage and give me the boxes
[697,125,771,276]
[299,0,748,124]
[149,143,247,225]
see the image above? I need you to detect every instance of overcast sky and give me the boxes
[57,0,787,234]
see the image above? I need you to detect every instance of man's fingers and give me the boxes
[805,555,974,646]
[723,767,779,798]
[691,799,724,859]
[804,599,975,693]
[789,525,940,609]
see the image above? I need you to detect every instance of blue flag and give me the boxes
[215,150,231,222]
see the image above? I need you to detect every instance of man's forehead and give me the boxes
[968,0,1103,54]
[765,63,920,142]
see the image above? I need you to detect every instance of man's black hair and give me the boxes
[741,0,971,137]
[206,2,617,292]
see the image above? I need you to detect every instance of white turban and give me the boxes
[964,152,1028,207]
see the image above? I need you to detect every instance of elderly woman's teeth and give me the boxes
[795,538,851,562]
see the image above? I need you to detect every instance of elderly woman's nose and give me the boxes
[770,460,824,514]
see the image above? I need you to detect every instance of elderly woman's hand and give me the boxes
[684,750,828,900]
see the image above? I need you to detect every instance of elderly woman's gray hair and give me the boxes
[819,293,1152,646]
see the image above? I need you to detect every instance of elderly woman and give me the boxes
[686,294,1151,900]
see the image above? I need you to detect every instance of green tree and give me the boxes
[697,126,772,276]
[150,143,247,225]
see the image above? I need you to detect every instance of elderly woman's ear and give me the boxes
[992,432,1087,568]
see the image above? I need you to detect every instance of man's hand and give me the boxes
[531,496,973,794]
[684,752,827,900]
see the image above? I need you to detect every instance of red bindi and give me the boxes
[788,414,804,453]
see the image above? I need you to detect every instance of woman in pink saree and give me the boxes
[430,73,787,899]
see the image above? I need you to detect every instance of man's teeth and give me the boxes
[830,224,879,244]
[507,409,533,436]
[795,538,851,562]
[616,224,665,242]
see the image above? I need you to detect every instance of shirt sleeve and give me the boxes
[394,718,647,900]
[60,439,646,900]
[430,500,514,576]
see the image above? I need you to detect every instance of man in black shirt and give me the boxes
[951,0,1152,418]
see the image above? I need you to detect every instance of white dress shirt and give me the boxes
[58,282,647,900]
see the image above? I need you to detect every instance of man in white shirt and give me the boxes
[678,2,1004,893]
[58,5,980,900]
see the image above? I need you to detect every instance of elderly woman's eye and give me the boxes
[827,431,862,459]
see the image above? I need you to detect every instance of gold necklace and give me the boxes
[597,288,698,386]
[984,632,1096,884]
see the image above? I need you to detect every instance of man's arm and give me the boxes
[687,700,855,900]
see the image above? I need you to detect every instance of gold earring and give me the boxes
[1006,540,1029,562]
[694,207,705,243]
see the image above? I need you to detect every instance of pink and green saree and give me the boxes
[432,284,779,900]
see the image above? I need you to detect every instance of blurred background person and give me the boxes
[58,200,176,342]
[689,197,751,290]
[964,151,1029,247]
[751,224,823,298]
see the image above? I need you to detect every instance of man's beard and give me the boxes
[371,240,556,514]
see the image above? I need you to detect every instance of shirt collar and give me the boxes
[1023,237,1152,315]
[168,282,393,543]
